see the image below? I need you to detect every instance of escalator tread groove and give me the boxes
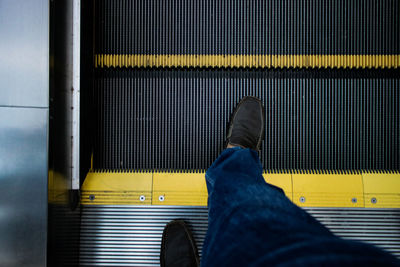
[92,69,400,173]
[98,0,400,55]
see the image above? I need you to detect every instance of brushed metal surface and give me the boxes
[47,0,82,265]
[71,0,81,190]
[0,0,49,108]
[80,206,400,266]
[0,107,48,267]
[49,0,73,197]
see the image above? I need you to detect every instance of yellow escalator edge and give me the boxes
[78,171,400,208]
[94,54,400,69]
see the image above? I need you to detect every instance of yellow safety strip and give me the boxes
[94,54,400,69]
[80,171,400,208]
[153,172,207,206]
[292,173,364,208]
[81,172,153,205]
[48,169,69,204]
[363,172,400,208]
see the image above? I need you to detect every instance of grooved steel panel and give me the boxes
[80,206,400,266]
[94,0,400,55]
[92,69,400,172]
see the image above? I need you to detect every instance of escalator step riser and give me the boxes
[79,206,400,265]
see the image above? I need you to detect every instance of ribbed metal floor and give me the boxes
[93,69,400,172]
[95,0,400,55]
[80,206,400,266]
[80,206,208,266]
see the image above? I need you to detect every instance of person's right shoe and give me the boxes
[226,96,265,150]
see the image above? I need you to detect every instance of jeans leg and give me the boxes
[201,148,399,266]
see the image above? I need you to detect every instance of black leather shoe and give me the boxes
[226,96,265,150]
[160,220,200,267]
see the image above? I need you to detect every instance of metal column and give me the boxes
[0,0,49,266]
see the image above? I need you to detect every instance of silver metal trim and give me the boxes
[71,0,81,190]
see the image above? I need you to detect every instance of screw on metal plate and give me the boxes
[159,195,165,202]
[371,197,377,204]
[299,196,306,203]
[351,198,357,203]
[139,195,146,202]
[89,194,95,201]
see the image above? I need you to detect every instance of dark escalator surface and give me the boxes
[94,0,400,68]
[79,0,400,265]
[93,68,400,172]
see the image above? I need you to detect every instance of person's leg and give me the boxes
[202,147,399,266]
[201,96,399,266]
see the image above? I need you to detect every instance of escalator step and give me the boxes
[94,0,400,68]
[79,206,400,266]
[92,68,400,172]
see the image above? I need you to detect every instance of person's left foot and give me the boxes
[160,220,200,267]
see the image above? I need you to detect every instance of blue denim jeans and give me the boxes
[202,147,399,266]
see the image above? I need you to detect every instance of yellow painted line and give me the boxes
[151,172,293,205]
[94,54,400,68]
[48,169,69,204]
[80,171,400,208]
[292,173,364,208]
[153,172,208,206]
[263,173,293,201]
[81,171,153,205]
[363,173,400,208]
